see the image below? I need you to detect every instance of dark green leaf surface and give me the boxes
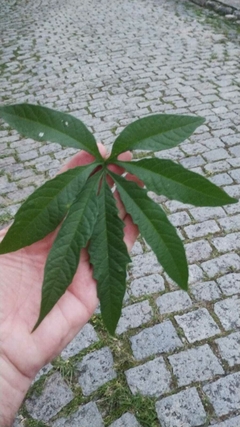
[2,104,237,336]
[89,175,131,335]
[110,172,188,290]
[0,162,99,254]
[33,171,101,331]
[109,114,205,160]
[117,159,237,206]
[0,104,100,158]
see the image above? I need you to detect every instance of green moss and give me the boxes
[93,377,159,426]
[51,357,76,386]
[25,420,48,427]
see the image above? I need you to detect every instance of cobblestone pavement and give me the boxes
[0,0,240,426]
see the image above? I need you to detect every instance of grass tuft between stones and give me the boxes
[94,376,159,427]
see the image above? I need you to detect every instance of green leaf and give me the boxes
[0,104,101,158]
[32,171,102,331]
[110,172,188,290]
[0,162,99,254]
[89,174,131,335]
[109,114,205,160]
[116,159,237,206]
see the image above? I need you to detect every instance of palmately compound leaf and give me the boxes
[0,162,99,254]
[116,158,237,207]
[32,171,102,331]
[0,104,101,159]
[110,172,188,290]
[109,114,205,160]
[0,104,238,336]
[89,174,131,335]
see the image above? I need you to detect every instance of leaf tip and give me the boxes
[31,313,43,333]
[105,323,117,336]
[31,320,40,333]
[229,196,238,205]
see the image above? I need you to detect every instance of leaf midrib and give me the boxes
[3,109,90,148]
[118,159,226,202]
[113,178,182,265]
[115,117,202,147]
[46,194,96,279]
[99,181,126,315]
[13,164,98,236]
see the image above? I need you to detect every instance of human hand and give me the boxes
[0,144,139,426]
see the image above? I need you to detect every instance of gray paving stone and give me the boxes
[7,186,35,202]
[116,300,153,335]
[0,157,16,170]
[211,416,240,427]
[214,296,240,330]
[175,308,221,343]
[130,273,165,297]
[168,211,191,226]
[229,145,240,157]
[189,206,226,222]
[213,230,240,252]
[180,155,205,168]
[188,264,205,284]
[130,321,183,361]
[204,160,231,174]
[0,178,17,194]
[181,142,207,155]
[54,147,78,160]
[190,281,222,301]
[215,331,240,367]
[130,252,162,279]
[167,263,205,290]
[164,200,192,213]
[203,148,230,162]
[228,158,240,168]
[36,159,61,172]
[229,168,240,183]
[209,172,233,186]
[155,387,207,427]
[222,135,240,147]
[31,363,53,385]
[109,412,141,427]
[40,143,62,155]
[130,241,143,256]
[51,402,104,427]
[213,129,235,138]
[156,290,192,314]
[0,203,20,219]
[76,347,117,395]
[201,253,240,278]
[203,372,240,416]
[185,240,213,263]
[223,184,240,198]
[18,149,39,161]
[155,146,184,161]
[169,344,224,386]
[216,273,240,295]
[29,155,53,168]
[184,220,220,239]
[218,214,240,232]
[25,372,74,422]
[125,356,171,398]
[60,324,99,360]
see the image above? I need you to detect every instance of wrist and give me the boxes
[0,355,33,427]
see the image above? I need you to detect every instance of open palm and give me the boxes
[0,145,138,417]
